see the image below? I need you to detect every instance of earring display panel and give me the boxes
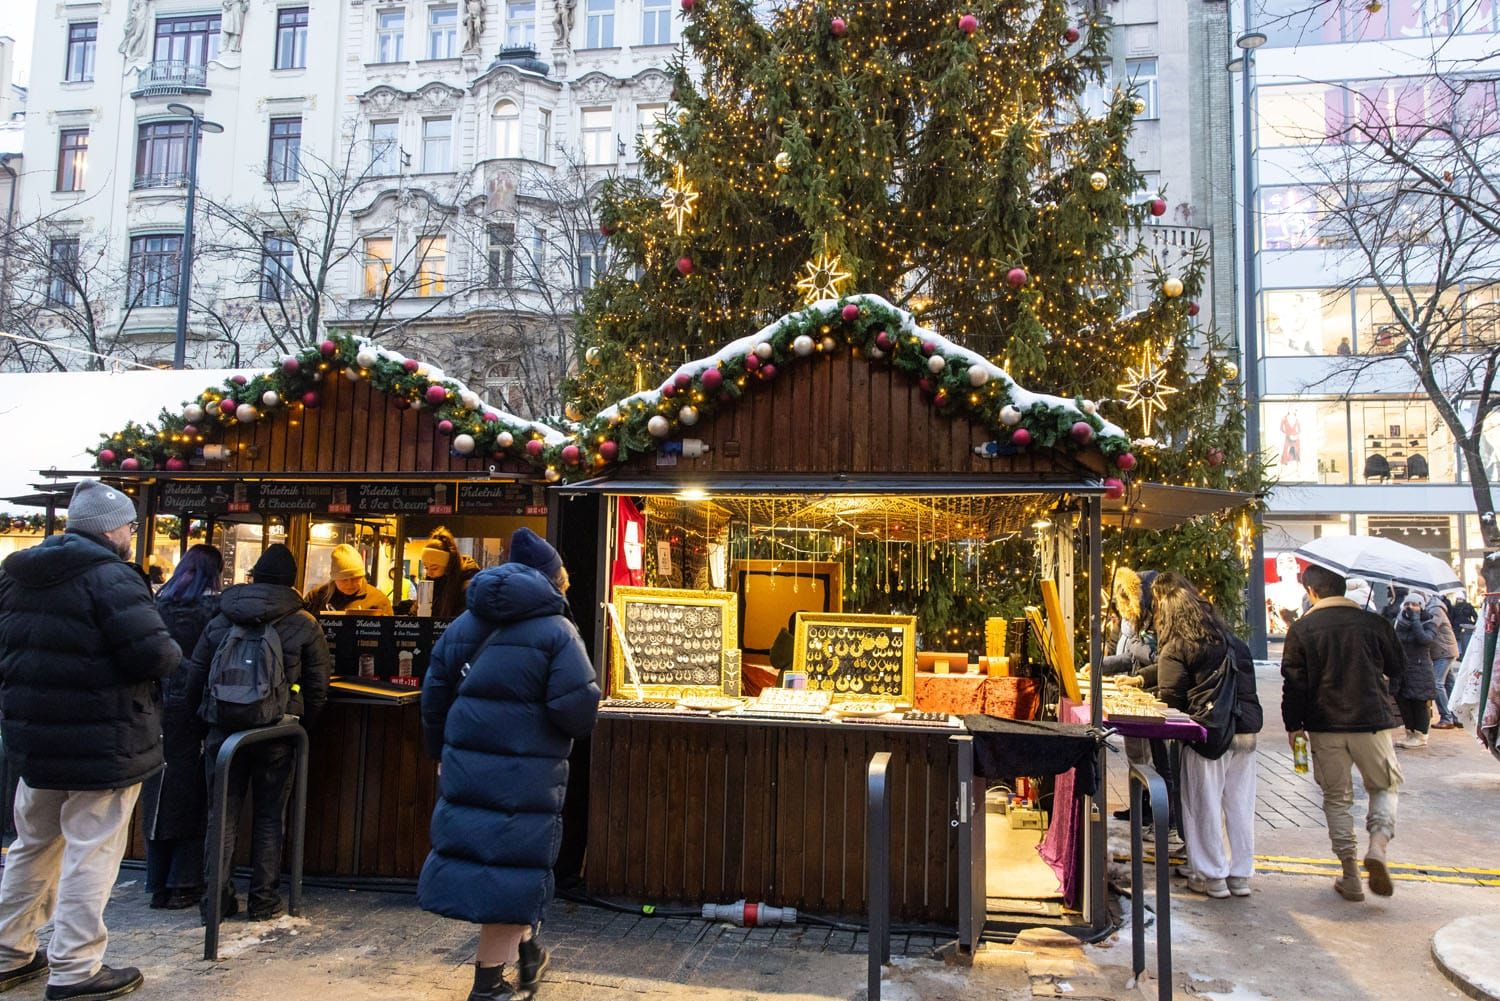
[611,586,738,699]
[792,612,916,702]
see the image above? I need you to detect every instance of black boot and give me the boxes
[44,965,143,1000]
[517,936,550,991]
[468,963,518,1001]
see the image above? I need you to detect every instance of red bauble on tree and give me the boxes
[676,256,694,276]
[958,13,978,34]
[231,374,247,386]
[1064,26,1080,42]
[875,330,893,351]
[1006,267,1028,288]
[600,221,617,236]
[681,0,695,10]
[437,419,454,435]
[98,449,116,464]
[165,457,187,471]
[599,440,619,462]
[744,353,761,371]
[921,340,936,355]
[403,358,420,372]
[120,457,141,471]
[841,303,860,322]
[1207,447,1225,468]
[1103,477,1126,500]
[219,399,238,416]
[1148,197,1168,217]
[759,363,777,380]
[934,389,950,407]
[1071,421,1094,444]
[830,16,847,36]
[425,385,449,406]
[1116,452,1137,471]
[1186,301,1201,317]
[319,339,337,357]
[701,367,724,391]
[525,439,544,457]
[281,356,300,374]
[674,373,692,390]
[561,444,582,466]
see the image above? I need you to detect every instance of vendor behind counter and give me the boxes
[305,544,393,616]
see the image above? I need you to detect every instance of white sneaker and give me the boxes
[1187,875,1231,899]
[1226,876,1251,897]
[1394,731,1429,749]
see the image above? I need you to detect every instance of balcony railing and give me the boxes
[133,171,188,191]
[133,61,209,98]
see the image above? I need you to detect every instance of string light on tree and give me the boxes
[1116,343,1180,437]
[661,162,701,237]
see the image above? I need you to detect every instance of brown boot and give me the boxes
[1364,833,1393,897]
[1334,857,1365,901]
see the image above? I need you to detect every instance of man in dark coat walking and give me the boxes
[0,479,180,1000]
[419,528,600,1001]
[1282,564,1406,903]
[175,544,331,923]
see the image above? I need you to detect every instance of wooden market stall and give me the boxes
[554,297,1127,931]
[48,341,560,880]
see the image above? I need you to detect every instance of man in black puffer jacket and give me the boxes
[0,479,180,1000]
[174,544,330,924]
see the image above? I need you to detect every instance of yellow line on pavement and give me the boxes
[1254,855,1500,876]
[1114,852,1500,884]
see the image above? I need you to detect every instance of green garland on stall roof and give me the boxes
[89,333,565,473]
[559,297,1135,479]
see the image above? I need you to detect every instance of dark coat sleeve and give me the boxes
[174,614,229,722]
[94,562,181,682]
[1379,618,1405,699]
[1281,624,1309,732]
[544,621,601,740]
[421,615,480,759]
[1154,641,1194,712]
[294,612,331,726]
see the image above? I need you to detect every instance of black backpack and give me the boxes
[202,618,290,730]
[1185,637,1239,761]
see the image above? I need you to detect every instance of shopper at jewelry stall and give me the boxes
[1110,567,1183,850]
[418,528,600,1001]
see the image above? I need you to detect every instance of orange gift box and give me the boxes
[983,676,1041,720]
[914,671,987,714]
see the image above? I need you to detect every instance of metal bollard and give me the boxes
[866,751,892,1001]
[1127,761,1172,1001]
[203,718,310,961]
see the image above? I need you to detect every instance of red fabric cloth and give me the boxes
[1037,766,1082,908]
[611,497,645,589]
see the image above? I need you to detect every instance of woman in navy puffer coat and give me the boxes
[419,529,599,1001]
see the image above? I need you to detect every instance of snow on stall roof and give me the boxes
[593,294,1128,440]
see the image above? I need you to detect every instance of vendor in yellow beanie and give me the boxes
[305,543,393,615]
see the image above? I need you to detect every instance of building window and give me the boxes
[47,239,80,305]
[1261,400,1350,485]
[153,14,222,67]
[259,234,296,300]
[537,108,552,162]
[127,234,182,308]
[134,121,189,188]
[636,103,667,157]
[1353,399,1455,483]
[492,100,521,157]
[1257,84,1342,148]
[363,237,394,296]
[266,117,302,182]
[369,120,400,174]
[427,5,458,59]
[640,0,670,44]
[416,235,446,296]
[274,7,309,69]
[1125,57,1158,120]
[488,223,516,286]
[56,129,89,192]
[585,0,614,48]
[576,230,605,289]
[531,226,548,277]
[376,9,406,62]
[579,106,612,164]
[65,23,97,82]
[506,0,536,47]
[421,117,452,172]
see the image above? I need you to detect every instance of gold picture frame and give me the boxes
[609,586,739,700]
[791,612,916,702]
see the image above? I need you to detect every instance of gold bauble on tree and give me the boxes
[1162,277,1184,298]
[564,401,584,422]
[585,346,602,366]
[1089,170,1109,191]
[1132,97,1146,115]
[1222,360,1240,381]
[774,150,792,173]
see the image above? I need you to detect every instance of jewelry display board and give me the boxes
[792,612,916,701]
[610,586,738,699]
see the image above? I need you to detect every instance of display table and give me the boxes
[1060,698,1206,742]
[586,710,961,922]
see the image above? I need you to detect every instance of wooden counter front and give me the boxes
[586,713,960,923]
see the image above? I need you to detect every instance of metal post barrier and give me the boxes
[204,718,310,961]
[952,735,985,956]
[1127,761,1172,1001]
[866,751,892,1001]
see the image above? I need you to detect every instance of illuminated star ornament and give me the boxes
[1116,343,1179,436]
[661,162,700,237]
[795,236,852,304]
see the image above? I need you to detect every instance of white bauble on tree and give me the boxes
[183,403,205,423]
[235,404,258,424]
[927,354,946,373]
[679,405,699,426]
[261,391,280,407]
[452,433,476,455]
[967,366,989,387]
[793,335,815,357]
[648,415,671,438]
[1000,405,1023,426]
[497,431,515,448]
[754,342,774,360]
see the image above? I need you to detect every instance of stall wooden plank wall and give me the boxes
[614,351,1107,480]
[587,718,959,922]
[206,371,532,476]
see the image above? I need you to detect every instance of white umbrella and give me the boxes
[1294,535,1461,593]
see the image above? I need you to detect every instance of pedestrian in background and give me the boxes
[1392,592,1439,748]
[144,543,223,911]
[419,529,600,1001]
[1281,564,1405,903]
[177,544,330,923]
[0,479,181,999]
[1450,594,1478,658]
[1425,592,1462,730]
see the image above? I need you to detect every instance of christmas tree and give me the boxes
[568,0,1263,620]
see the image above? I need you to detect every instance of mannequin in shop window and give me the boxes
[1405,453,1429,480]
[1364,453,1391,481]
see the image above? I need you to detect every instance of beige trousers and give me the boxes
[0,781,141,986]
[1308,730,1402,861]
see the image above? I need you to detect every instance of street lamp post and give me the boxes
[166,103,223,370]
[1230,28,1268,656]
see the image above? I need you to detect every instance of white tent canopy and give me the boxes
[0,369,249,514]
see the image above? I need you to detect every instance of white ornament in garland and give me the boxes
[679,405,699,426]
[459,390,480,410]
[793,335,815,357]
[452,433,476,455]
[648,415,672,438]
[262,391,280,407]
[1000,405,1023,426]
[1081,399,1098,415]
[967,366,989,387]
[235,404,258,424]
[343,367,361,382]
[497,431,515,449]
[820,336,837,353]
[754,342,774,360]
[870,346,885,360]
[928,354,947,373]
[355,348,378,369]
[183,403,205,423]
[545,468,561,483]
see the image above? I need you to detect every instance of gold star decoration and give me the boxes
[795,237,853,304]
[1116,343,1179,436]
[661,163,700,237]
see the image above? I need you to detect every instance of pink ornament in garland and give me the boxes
[165,457,187,471]
[98,449,116,464]
[394,398,411,411]
[183,425,198,436]
[438,419,454,435]
[231,375,247,386]
[676,256,694,276]
[281,357,300,374]
[918,377,933,394]
[1103,477,1126,500]
[121,457,141,471]
[1007,267,1028,288]
[220,399,238,416]
[483,411,500,423]
[934,389,950,407]
[841,304,860,322]
[760,363,777,380]
[1071,421,1094,444]
[599,440,619,462]
[1148,197,1168,217]
[921,341,936,355]
[425,385,449,406]
[561,444,582,466]
[302,391,321,408]
[319,339,337,357]
[1011,428,1032,447]
[701,367,724,391]
[674,373,692,390]
[662,383,677,398]
[525,439,544,457]
[403,358,420,372]
[744,353,762,371]
[1116,451,1137,471]
[959,13,978,34]
[875,330,893,351]
[830,16,847,36]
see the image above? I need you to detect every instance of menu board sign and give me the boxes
[156,480,256,514]
[259,482,351,514]
[609,586,737,698]
[457,482,544,516]
[320,614,453,682]
[792,613,916,701]
[353,482,454,515]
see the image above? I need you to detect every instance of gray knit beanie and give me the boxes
[66,479,138,536]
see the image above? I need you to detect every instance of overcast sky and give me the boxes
[2,4,35,87]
